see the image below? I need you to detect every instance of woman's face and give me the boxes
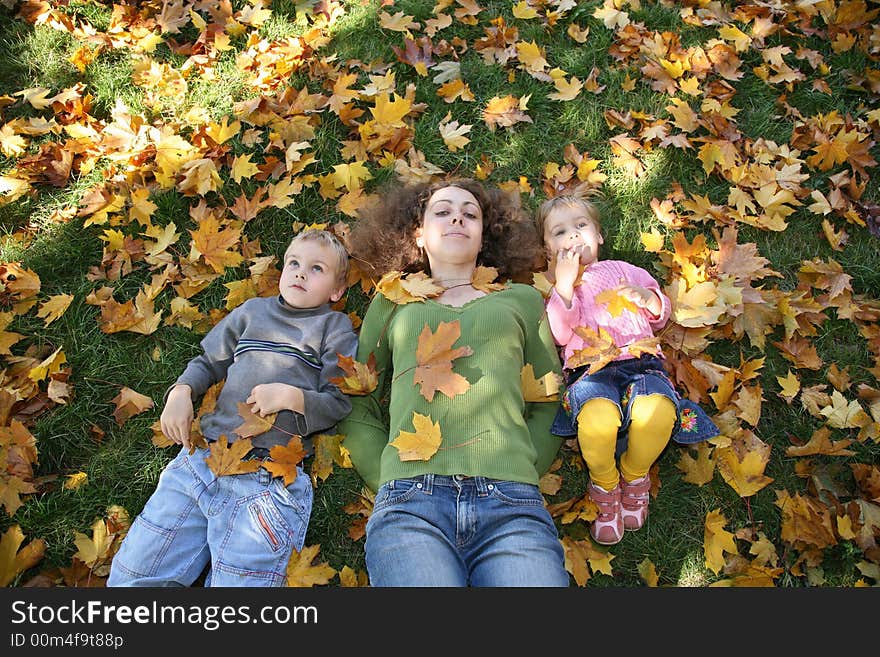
[416,186,484,269]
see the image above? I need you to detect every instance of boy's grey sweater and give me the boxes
[172,295,358,453]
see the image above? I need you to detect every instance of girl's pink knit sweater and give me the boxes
[545,259,671,368]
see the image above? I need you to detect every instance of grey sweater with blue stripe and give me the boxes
[173,295,358,452]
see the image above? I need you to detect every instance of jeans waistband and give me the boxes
[388,473,498,495]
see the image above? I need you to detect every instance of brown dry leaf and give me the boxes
[233,401,277,438]
[0,525,46,587]
[786,426,855,457]
[390,412,442,461]
[264,436,307,486]
[775,490,837,551]
[330,353,379,396]
[413,320,474,401]
[204,435,261,477]
[286,544,336,587]
[521,363,561,402]
[110,386,155,426]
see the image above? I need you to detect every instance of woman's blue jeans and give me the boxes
[365,474,570,587]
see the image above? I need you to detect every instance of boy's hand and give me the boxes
[246,383,305,417]
[552,247,582,306]
[616,282,661,316]
[161,384,194,451]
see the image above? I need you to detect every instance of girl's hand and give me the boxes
[616,283,661,315]
[552,247,582,306]
[246,383,304,416]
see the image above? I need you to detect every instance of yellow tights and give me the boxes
[576,395,677,491]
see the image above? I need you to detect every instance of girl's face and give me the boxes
[543,203,603,267]
[416,186,484,269]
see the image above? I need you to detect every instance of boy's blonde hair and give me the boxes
[535,195,601,239]
[284,229,350,286]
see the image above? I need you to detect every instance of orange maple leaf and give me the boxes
[390,412,442,461]
[264,436,307,486]
[204,435,261,477]
[330,353,379,396]
[413,321,474,401]
[482,94,533,131]
[189,216,244,274]
[470,265,506,293]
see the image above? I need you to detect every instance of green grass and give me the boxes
[0,0,878,589]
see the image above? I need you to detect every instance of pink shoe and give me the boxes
[588,480,623,545]
[621,474,651,531]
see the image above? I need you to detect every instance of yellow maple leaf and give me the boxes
[286,544,337,587]
[638,558,659,587]
[73,517,116,568]
[64,472,89,491]
[230,153,260,183]
[567,326,620,373]
[776,370,801,404]
[390,412,443,461]
[36,293,74,326]
[561,536,592,587]
[0,525,46,587]
[377,270,444,304]
[189,216,244,273]
[512,1,538,19]
[521,364,561,402]
[482,94,533,131]
[470,265,506,293]
[704,508,738,574]
[715,436,773,497]
[675,442,715,486]
[331,161,373,191]
[205,435,261,477]
[775,489,837,550]
[786,426,855,457]
[370,93,412,126]
[27,346,66,382]
[205,116,240,144]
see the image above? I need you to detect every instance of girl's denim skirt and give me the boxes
[550,354,719,454]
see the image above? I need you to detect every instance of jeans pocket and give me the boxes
[488,480,544,507]
[112,515,175,578]
[214,492,304,586]
[372,478,422,512]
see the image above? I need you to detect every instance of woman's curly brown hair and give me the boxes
[346,178,544,284]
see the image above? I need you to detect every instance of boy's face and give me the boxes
[543,203,603,267]
[279,240,345,309]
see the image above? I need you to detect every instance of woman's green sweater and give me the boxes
[338,283,564,492]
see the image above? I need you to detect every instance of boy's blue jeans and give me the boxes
[365,474,570,587]
[108,445,312,587]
